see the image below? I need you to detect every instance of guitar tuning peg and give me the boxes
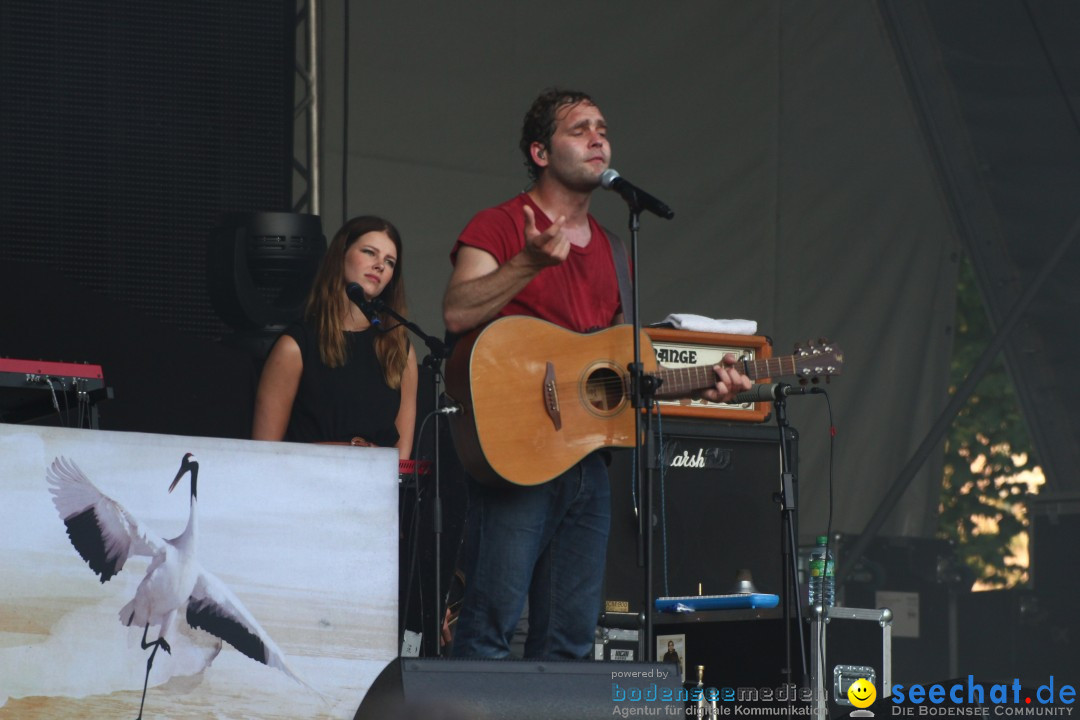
[825,376,831,384]
[799,378,808,386]
[818,337,829,346]
[793,341,803,352]
[811,377,820,384]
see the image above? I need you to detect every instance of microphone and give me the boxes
[732,383,824,404]
[345,282,380,328]
[599,169,675,220]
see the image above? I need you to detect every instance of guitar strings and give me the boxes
[544,357,832,393]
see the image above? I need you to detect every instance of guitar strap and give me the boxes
[604,226,634,326]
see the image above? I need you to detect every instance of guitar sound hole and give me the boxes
[584,367,625,414]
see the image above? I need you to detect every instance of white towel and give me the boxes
[661,313,758,335]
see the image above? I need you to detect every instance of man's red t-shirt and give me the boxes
[450,193,621,333]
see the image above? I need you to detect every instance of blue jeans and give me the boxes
[450,452,610,659]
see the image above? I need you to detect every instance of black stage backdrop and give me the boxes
[0,0,293,340]
[0,1,292,438]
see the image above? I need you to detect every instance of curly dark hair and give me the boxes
[519,88,596,182]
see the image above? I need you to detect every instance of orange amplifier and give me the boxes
[646,327,773,423]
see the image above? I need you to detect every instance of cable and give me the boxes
[398,408,440,655]
[814,389,837,704]
[43,377,66,427]
[822,391,836,576]
[60,380,71,426]
[656,409,670,597]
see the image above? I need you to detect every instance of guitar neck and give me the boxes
[654,355,797,398]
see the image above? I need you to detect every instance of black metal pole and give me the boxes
[428,357,444,657]
[625,205,660,661]
[607,180,673,662]
[369,300,452,657]
[772,392,809,691]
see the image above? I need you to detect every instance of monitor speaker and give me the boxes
[354,657,683,719]
[604,420,796,614]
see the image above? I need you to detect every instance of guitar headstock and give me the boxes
[792,338,843,385]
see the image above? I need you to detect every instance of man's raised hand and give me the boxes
[522,204,570,268]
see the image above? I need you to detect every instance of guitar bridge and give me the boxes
[544,362,562,431]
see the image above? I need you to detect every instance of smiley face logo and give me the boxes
[847,678,876,708]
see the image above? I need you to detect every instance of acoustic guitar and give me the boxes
[445,316,843,488]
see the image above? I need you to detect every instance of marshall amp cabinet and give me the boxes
[604,420,797,615]
[646,328,774,423]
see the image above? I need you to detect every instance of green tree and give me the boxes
[938,256,1039,588]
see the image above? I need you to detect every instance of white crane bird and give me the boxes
[47,453,306,719]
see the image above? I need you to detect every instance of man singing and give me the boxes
[443,88,751,659]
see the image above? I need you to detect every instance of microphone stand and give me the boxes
[622,204,661,662]
[370,298,453,657]
[604,175,674,663]
[771,385,809,691]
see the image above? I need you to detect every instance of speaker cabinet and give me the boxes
[1028,493,1080,597]
[355,658,683,719]
[604,421,797,614]
[957,589,1076,687]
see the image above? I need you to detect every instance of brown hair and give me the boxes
[305,215,409,388]
[519,87,596,181]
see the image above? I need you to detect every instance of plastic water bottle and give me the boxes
[808,535,835,608]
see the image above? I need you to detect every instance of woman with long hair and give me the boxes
[253,215,418,458]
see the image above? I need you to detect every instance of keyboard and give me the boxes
[654,593,779,613]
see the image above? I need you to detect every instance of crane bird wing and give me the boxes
[47,456,165,582]
[186,571,306,686]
